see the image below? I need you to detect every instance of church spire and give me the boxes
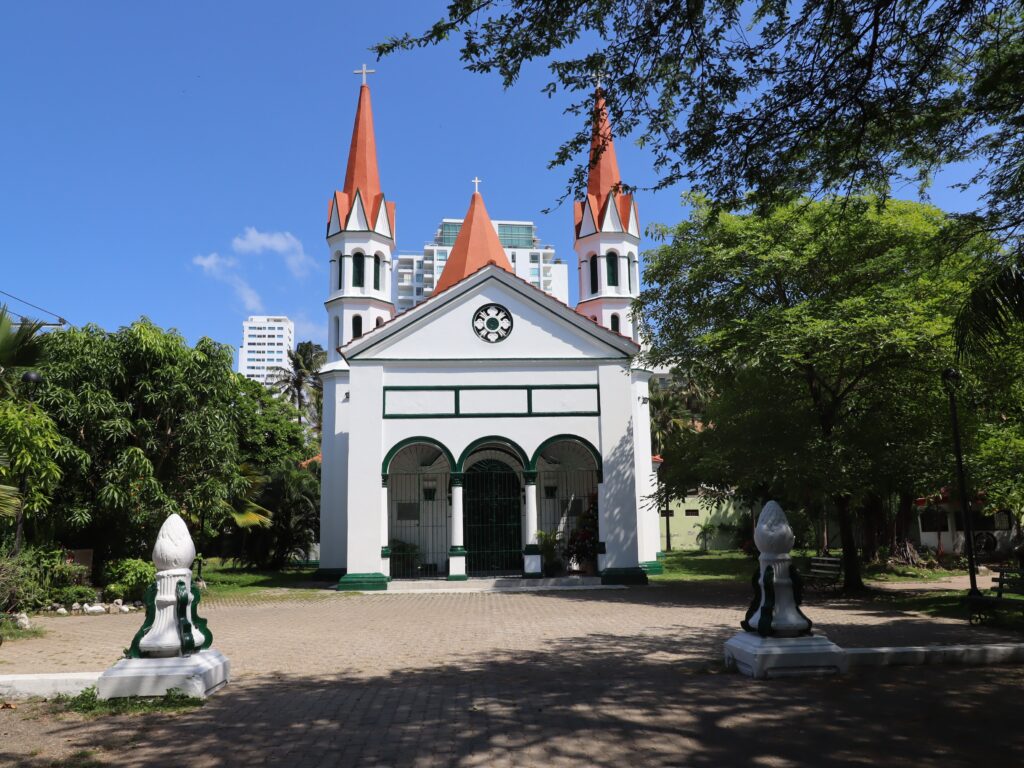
[327,71,394,240]
[434,185,513,294]
[587,89,622,205]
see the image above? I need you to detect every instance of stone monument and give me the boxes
[724,501,848,678]
[96,514,230,699]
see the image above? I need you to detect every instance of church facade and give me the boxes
[318,77,661,589]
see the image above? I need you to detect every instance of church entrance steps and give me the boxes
[383,576,624,594]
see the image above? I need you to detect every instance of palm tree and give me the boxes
[648,377,692,456]
[0,306,45,398]
[954,259,1024,359]
[268,341,326,425]
[0,453,18,522]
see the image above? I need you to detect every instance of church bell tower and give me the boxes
[324,65,396,361]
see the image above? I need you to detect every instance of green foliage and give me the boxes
[562,504,599,569]
[0,614,45,641]
[196,557,327,600]
[268,340,326,428]
[388,539,420,577]
[0,400,66,545]
[53,685,204,716]
[536,529,563,576]
[0,304,46,398]
[103,558,155,602]
[0,548,91,611]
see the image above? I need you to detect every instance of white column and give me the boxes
[448,475,467,580]
[380,482,390,578]
[523,476,541,577]
[342,255,352,291]
[619,254,629,295]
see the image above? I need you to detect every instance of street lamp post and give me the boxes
[942,368,981,597]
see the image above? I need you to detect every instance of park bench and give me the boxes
[965,568,1024,626]
[804,556,843,591]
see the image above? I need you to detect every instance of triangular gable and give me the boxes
[345,190,369,231]
[327,192,345,237]
[385,201,397,240]
[577,195,598,239]
[601,194,623,232]
[344,265,637,361]
[626,198,640,237]
[374,195,392,238]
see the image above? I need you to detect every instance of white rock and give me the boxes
[152,513,196,571]
[15,613,31,630]
[113,599,123,606]
[83,603,106,616]
[56,607,68,616]
[119,605,130,614]
[71,602,81,611]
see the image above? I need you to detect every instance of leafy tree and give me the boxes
[234,376,310,469]
[229,463,320,569]
[380,1,1024,353]
[640,197,996,589]
[269,341,325,426]
[36,320,262,563]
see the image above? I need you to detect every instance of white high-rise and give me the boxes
[394,219,569,313]
[238,315,295,385]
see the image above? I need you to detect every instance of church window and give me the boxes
[373,255,381,290]
[352,253,365,287]
[333,317,340,347]
[628,257,633,293]
[375,317,384,328]
[589,257,598,294]
[352,315,363,339]
[606,252,619,286]
[337,257,344,290]
[610,314,621,333]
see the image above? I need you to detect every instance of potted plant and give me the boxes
[563,502,599,575]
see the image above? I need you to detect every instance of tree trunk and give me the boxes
[820,505,830,555]
[836,495,865,592]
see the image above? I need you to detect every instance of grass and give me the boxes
[51,686,204,717]
[196,557,335,600]
[871,588,1024,631]
[863,563,968,582]
[0,617,45,642]
[651,549,759,583]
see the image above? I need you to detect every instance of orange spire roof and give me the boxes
[587,89,621,205]
[343,84,381,204]
[434,191,513,293]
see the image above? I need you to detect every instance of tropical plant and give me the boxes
[562,502,599,572]
[229,464,319,569]
[694,520,717,553]
[0,305,45,398]
[269,341,326,425]
[536,529,563,577]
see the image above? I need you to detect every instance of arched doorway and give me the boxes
[464,458,523,576]
[384,439,453,579]
[531,436,601,573]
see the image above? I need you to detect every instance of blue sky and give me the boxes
[2,3,982,356]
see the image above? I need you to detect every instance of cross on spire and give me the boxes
[353,63,376,85]
[472,176,482,193]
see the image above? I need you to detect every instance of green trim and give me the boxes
[523,544,541,555]
[641,560,664,575]
[528,434,603,475]
[448,546,467,557]
[382,384,600,420]
[336,572,389,591]
[456,436,530,472]
[381,436,456,475]
[522,470,538,483]
[189,584,213,652]
[450,473,464,487]
[381,546,392,558]
[600,567,649,585]
[447,574,469,581]
[522,571,543,579]
[125,582,157,659]
[655,551,666,561]
[175,579,196,655]
[381,474,389,487]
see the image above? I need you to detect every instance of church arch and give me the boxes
[529,434,602,475]
[456,436,529,473]
[335,252,344,290]
[375,316,384,328]
[352,252,365,287]
[352,315,363,339]
[382,436,456,475]
[530,435,603,559]
[610,313,621,334]
[373,254,382,290]
[589,255,599,294]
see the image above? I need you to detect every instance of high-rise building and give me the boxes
[238,315,295,385]
[394,219,569,313]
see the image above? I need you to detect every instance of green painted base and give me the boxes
[641,560,664,575]
[447,574,468,581]
[336,572,388,591]
[522,544,541,556]
[601,567,650,586]
[522,571,543,579]
[449,546,467,557]
[655,551,666,561]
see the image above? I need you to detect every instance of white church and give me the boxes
[318,74,662,589]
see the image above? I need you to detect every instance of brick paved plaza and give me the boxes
[2,582,1022,767]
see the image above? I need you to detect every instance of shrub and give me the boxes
[537,529,564,576]
[103,559,155,602]
[52,585,99,605]
[0,548,90,611]
[562,502,598,571]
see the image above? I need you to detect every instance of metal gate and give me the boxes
[464,460,523,576]
[388,472,451,579]
[536,469,600,547]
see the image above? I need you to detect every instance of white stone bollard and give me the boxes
[96,513,229,699]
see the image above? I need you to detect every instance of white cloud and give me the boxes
[192,252,264,312]
[232,226,315,278]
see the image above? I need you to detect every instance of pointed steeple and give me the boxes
[574,88,638,239]
[435,189,513,293]
[327,78,394,240]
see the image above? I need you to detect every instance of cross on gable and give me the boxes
[353,63,376,85]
